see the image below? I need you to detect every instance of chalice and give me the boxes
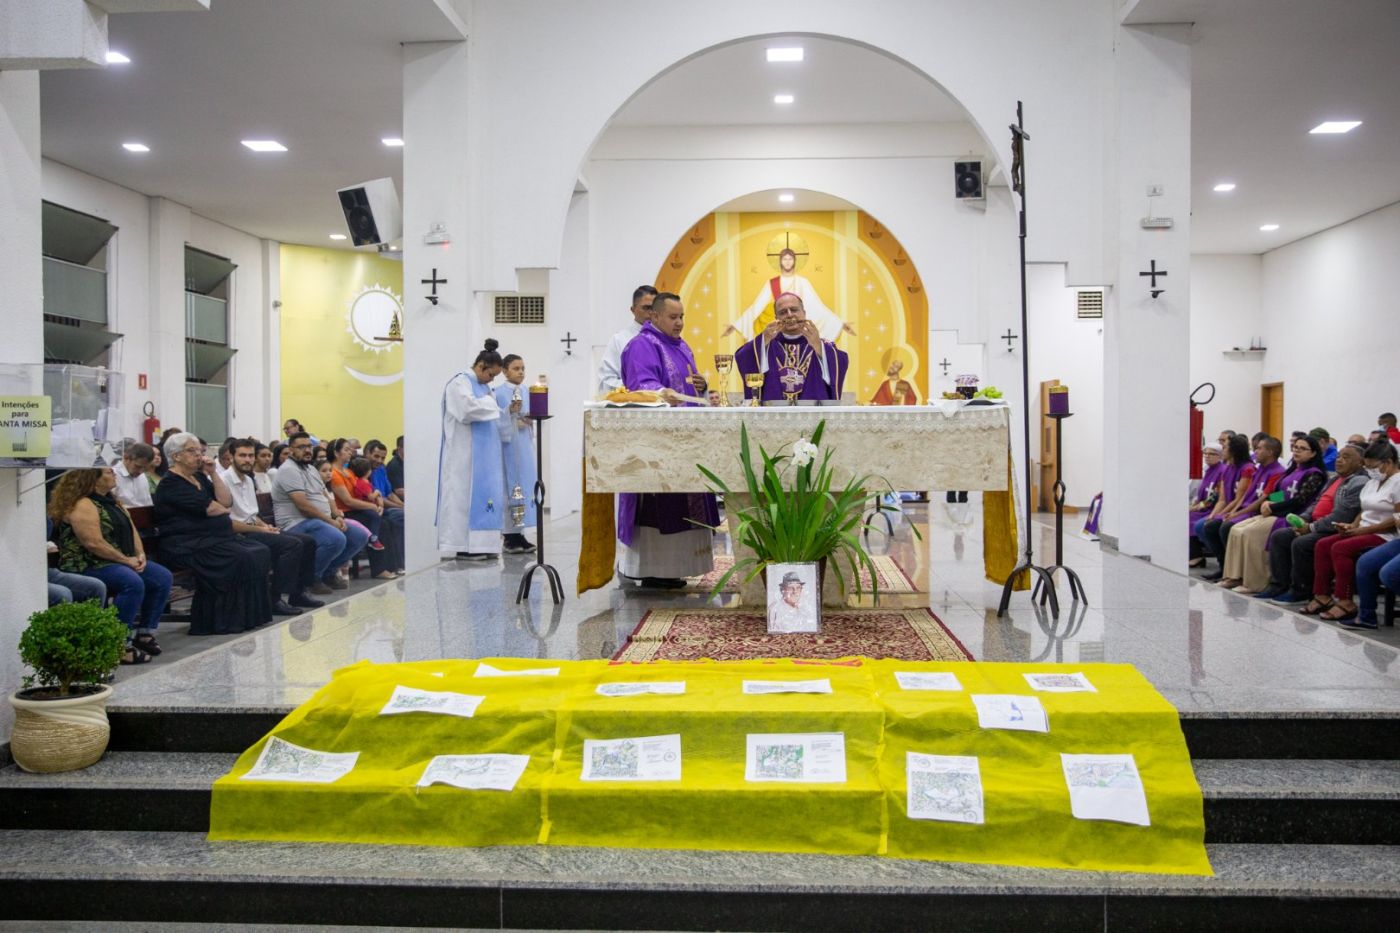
[713,353,734,407]
[745,373,765,407]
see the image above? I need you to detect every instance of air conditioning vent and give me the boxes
[1076,291,1104,319]
[493,294,546,325]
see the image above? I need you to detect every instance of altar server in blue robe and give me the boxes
[436,339,506,560]
[494,353,537,554]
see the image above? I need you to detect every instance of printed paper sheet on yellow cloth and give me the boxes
[209,657,1210,876]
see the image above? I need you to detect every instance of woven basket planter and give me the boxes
[10,684,112,773]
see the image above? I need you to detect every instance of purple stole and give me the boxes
[1225,460,1285,526]
[1189,461,1227,536]
[736,333,846,402]
[1264,464,1325,545]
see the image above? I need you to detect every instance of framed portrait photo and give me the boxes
[766,562,820,634]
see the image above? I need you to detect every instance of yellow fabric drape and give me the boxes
[210,657,1211,876]
[576,458,616,595]
[983,445,1030,590]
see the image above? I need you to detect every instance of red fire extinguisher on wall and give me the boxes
[1188,383,1214,480]
[142,401,161,447]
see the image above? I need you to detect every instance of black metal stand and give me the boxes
[515,414,563,604]
[997,100,1062,619]
[1032,412,1087,609]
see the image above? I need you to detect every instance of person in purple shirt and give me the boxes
[735,292,848,403]
[616,293,720,588]
[1202,435,1285,580]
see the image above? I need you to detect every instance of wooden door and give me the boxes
[1261,383,1284,439]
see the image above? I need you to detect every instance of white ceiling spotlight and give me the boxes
[778,193,795,203]
[241,140,287,152]
[773,94,794,105]
[766,47,804,63]
[121,142,149,153]
[381,137,404,148]
[105,51,131,65]
[1259,223,1280,231]
[329,234,347,241]
[1213,182,1236,192]
[1309,120,1362,134]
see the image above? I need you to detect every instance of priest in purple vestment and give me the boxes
[616,293,720,587]
[735,292,848,403]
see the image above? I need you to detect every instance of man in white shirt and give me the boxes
[113,442,155,508]
[219,438,323,615]
[596,285,656,396]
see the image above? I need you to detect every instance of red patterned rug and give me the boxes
[613,607,971,663]
[685,554,919,596]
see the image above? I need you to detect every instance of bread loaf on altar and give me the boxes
[603,387,663,404]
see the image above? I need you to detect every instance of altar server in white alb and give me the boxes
[436,339,506,560]
[596,284,656,395]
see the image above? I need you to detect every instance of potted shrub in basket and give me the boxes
[10,600,127,773]
[697,419,915,616]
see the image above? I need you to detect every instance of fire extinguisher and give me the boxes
[1188,383,1214,480]
[142,401,161,447]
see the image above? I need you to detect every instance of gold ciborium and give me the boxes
[713,354,734,407]
[745,373,765,407]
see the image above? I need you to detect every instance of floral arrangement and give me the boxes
[696,419,913,600]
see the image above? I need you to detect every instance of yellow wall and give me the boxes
[656,211,928,403]
[279,245,404,445]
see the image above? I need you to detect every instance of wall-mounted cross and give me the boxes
[939,358,951,376]
[1001,329,1019,352]
[422,268,447,306]
[1139,259,1167,298]
[560,332,578,356]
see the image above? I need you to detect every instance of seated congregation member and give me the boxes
[365,440,403,508]
[438,340,507,561]
[1201,435,1284,579]
[495,354,536,554]
[1350,496,1400,630]
[216,437,238,471]
[1195,434,1256,569]
[616,293,719,586]
[219,438,323,615]
[1311,427,1338,472]
[1263,443,1369,604]
[113,441,156,508]
[734,292,848,403]
[1188,442,1226,564]
[1380,412,1400,444]
[347,455,405,575]
[271,442,291,468]
[1305,439,1400,622]
[252,441,275,494]
[326,439,393,576]
[283,418,320,446]
[272,431,369,593]
[154,427,181,477]
[386,435,405,504]
[46,518,107,606]
[49,468,171,663]
[155,433,272,635]
[1219,435,1328,593]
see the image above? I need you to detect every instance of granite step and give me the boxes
[103,706,1400,760]
[1,752,1397,846]
[0,831,1395,931]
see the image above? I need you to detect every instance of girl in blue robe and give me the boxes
[494,353,537,553]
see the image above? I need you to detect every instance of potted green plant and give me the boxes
[11,600,127,773]
[697,420,915,610]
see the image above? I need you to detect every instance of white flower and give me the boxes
[791,438,819,468]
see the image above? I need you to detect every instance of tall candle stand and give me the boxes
[515,414,564,604]
[1033,411,1087,609]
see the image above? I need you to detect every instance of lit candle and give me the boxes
[529,374,549,418]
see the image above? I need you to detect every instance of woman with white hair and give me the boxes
[153,432,272,635]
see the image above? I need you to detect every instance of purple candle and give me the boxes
[1048,385,1070,415]
[529,375,549,418]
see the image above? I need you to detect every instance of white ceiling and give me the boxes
[34,0,1400,255]
[715,190,860,213]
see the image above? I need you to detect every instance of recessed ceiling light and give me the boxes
[1309,121,1362,134]
[121,142,149,153]
[1213,182,1236,192]
[1259,224,1280,232]
[778,193,795,203]
[773,94,794,105]
[381,137,404,147]
[241,140,287,152]
[766,47,804,63]
[105,51,130,64]
[329,234,347,241]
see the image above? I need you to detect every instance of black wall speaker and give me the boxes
[954,161,984,200]
[335,178,402,246]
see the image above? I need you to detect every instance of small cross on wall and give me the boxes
[422,268,447,306]
[560,332,578,356]
[939,358,952,376]
[1139,260,1167,298]
[1001,330,1019,352]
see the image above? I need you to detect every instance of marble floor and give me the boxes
[110,499,1400,715]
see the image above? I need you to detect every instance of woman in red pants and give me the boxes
[1305,439,1400,620]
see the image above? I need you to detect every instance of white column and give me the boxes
[0,71,49,742]
[1102,24,1192,568]
[402,40,472,570]
[148,197,190,438]
[260,238,281,437]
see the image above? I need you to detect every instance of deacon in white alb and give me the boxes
[437,339,506,560]
[596,285,656,395]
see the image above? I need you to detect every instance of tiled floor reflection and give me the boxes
[113,500,1400,714]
